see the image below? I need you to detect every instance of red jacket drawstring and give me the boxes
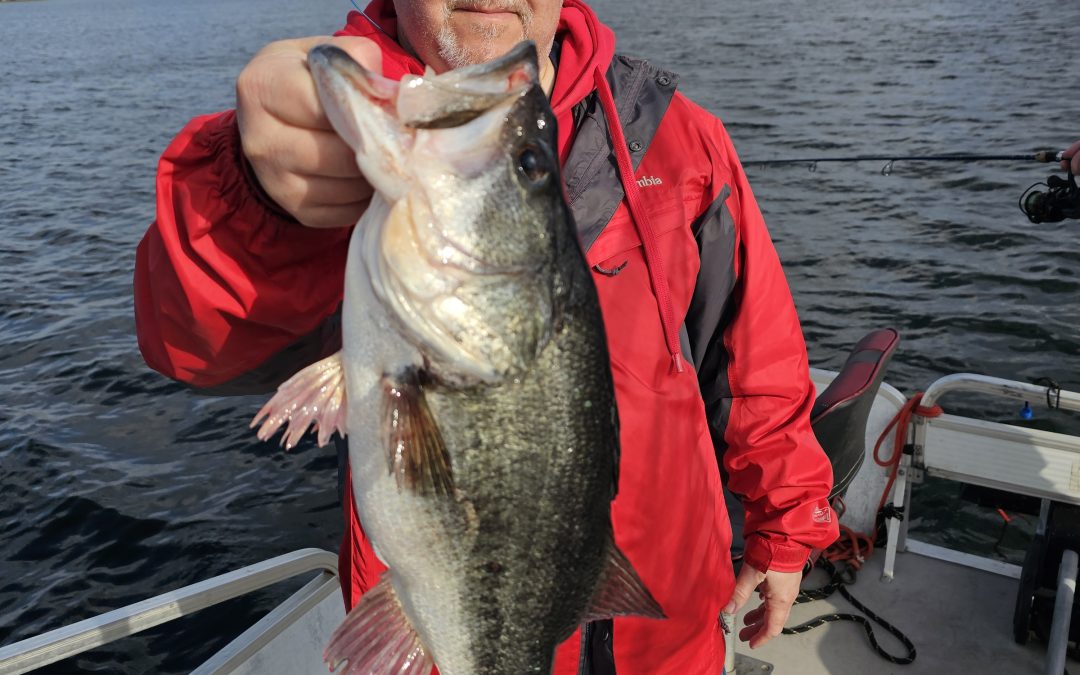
[591,67,685,374]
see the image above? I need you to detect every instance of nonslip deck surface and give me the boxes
[732,550,1079,675]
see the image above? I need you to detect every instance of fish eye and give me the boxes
[517,145,549,187]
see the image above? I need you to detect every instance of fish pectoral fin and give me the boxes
[581,541,667,623]
[325,574,435,675]
[250,352,347,450]
[383,371,455,496]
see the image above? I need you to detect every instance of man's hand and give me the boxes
[236,35,382,228]
[722,563,802,649]
[1061,140,1080,175]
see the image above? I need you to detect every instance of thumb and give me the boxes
[326,34,384,75]
[723,563,766,615]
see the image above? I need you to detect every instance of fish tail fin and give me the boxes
[250,352,347,449]
[325,573,435,675]
[582,540,666,622]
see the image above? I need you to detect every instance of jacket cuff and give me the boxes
[210,112,301,226]
[742,535,811,573]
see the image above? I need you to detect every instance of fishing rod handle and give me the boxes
[1035,150,1065,163]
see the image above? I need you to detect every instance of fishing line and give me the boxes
[348,0,392,38]
[745,150,1065,175]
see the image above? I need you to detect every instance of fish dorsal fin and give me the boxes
[325,574,435,675]
[251,352,347,449]
[383,371,455,496]
[581,541,666,623]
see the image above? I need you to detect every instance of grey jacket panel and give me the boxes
[563,55,679,253]
[684,185,737,468]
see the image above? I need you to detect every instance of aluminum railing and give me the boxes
[0,548,338,674]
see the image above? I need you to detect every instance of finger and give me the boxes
[244,141,372,223]
[255,169,372,226]
[269,172,373,213]
[239,38,335,130]
[326,35,384,75]
[296,175,374,207]
[296,129,363,178]
[723,564,766,615]
[749,601,792,649]
[738,611,768,645]
[738,624,760,643]
[270,35,383,129]
[742,603,766,627]
[1061,140,1080,173]
[296,200,372,229]
[247,125,363,179]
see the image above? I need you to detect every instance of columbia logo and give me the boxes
[636,176,663,188]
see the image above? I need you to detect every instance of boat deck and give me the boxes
[734,548,1078,675]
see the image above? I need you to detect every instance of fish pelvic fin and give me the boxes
[325,574,435,675]
[250,352,347,450]
[383,370,455,496]
[581,541,666,623]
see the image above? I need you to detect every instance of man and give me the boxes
[134,1,839,672]
[1062,140,1080,174]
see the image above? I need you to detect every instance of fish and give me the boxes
[251,41,663,675]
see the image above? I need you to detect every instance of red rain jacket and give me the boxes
[134,1,838,672]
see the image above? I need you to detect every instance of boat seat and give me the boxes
[810,328,900,500]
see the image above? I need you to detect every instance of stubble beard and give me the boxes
[434,1,537,69]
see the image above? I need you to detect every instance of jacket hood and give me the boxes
[548,1,616,120]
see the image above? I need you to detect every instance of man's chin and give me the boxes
[438,30,528,69]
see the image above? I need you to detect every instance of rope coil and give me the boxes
[784,559,917,665]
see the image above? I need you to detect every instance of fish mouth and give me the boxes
[308,45,411,200]
[309,40,541,276]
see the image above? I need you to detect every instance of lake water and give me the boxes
[1,0,1078,671]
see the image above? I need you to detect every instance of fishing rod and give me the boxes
[745,150,1066,175]
[746,149,1079,223]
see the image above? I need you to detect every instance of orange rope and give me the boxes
[872,392,943,513]
[825,524,876,570]
[822,393,943,567]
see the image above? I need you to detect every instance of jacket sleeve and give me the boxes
[687,119,839,573]
[134,110,352,391]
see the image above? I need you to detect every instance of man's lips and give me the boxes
[453,6,519,17]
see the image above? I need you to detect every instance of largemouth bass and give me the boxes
[252,41,663,675]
